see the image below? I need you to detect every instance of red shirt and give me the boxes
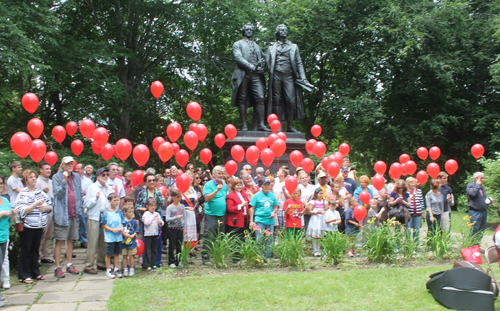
[282,199,304,228]
[67,176,76,220]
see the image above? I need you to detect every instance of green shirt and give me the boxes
[250,191,278,226]
[203,180,228,216]
[0,197,12,244]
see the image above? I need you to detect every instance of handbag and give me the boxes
[388,207,406,223]
[15,220,24,232]
[461,245,483,264]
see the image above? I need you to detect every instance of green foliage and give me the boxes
[457,215,482,250]
[427,229,452,260]
[362,221,399,263]
[177,241,192,267]
[273,230,306,267]
[400,229,419,261]
[236,231,266,267]
[320,231,348,265]
[206,230,237,269]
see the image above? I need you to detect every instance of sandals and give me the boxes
[35,275,45,280]
[21,278,33,284]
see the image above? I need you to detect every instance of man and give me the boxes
[123,171,134,195]
[166,166,178,189]
[106,163,126,209]
[315,171,332,200]
[243,164,258,186]
[466,172,491,243]
[76,163,90,248]
[84,165,95,182]
[37,162,54,264]
[163,168,171,187]
[117,166,124,179]
[342,167,357,197]
[341,157,357,181]
[83,168,113,274]
[438,171,454,232]
[231,23,270,131]
[53,156,82,278]
[266,24,313,133]
[202,165,228,264]
[273,166,291,229]
[254,167,265,187]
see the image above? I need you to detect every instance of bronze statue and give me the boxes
[231,23,271,132]
[266,24,314,133]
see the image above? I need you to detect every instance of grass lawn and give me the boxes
[450,210,500,237]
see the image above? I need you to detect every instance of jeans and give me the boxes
[202,215,225,259]
[468,209,488,243]
[254,223,274,258]
[407,215,422,242]
[77,211,88,245]
[426,213,442,236]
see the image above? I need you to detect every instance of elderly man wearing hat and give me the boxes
[83,167,114,274]
[315,171,332,200]
[52,156,82,278]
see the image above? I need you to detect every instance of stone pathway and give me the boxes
[2,247,114,311]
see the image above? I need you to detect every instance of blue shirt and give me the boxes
[122,218,139,249]
[250,191,279,226]
[0,197,11,244]
[343,178,357,195]
[345,207,359,235]
[101,208,125,243]
[439,185,452,212]
[202,180,228,216]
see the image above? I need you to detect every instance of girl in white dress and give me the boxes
[307,188,327,257]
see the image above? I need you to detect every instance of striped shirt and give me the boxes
[16,187,52,229]
[407,189,424,216]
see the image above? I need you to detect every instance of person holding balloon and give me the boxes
[329,178,346,233]
[406,177,424,241]
[388,179,411,225]
[345,197,362,257]
[353,175,373,202]
[297,172,315,231]
[180,172,199,256]
[225,178,249,244]
[425,179,444,235]
[121,197,139,276]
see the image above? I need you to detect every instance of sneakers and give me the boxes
[152,266,158,270]
[123,268,129,277]
[106,271,116,279]
[114,269,123,278]
[129,268,135,276]
[2,281,10,289]
[66,264,79,275]
[313,252,321,257]
[169,264,176,268]
[146,267,153,273]
[54,267,65,278]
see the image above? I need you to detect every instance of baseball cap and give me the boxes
[341,166,349,172]
[61,156,75,164]
[96,167,109,176]
[261,178,271,184]
[317,171,327,178]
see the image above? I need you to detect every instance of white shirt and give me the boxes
[325,209,340,231]
[106,177,126,198]
[273,179,288,206]
[81,176,93,192]
[7,175,23,205]
[36,176,53,200]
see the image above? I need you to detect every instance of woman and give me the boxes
[0,175,16,304]
[16,170,51,284]
[406,177,424,241]
[426,179,443,235]
[353,175,374,201]
[136,173,165,267]
[242,174,259,201]
[200,174,210,186]
[328,180,346,233]
[155,174,164,188]
[182,172,199,254]
[225,178,249,237]
[297,172,315,231]
[388,179,410,224]
[193,172,205,249]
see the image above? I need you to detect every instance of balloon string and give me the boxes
[476,161,479,172]
[42,133,61,164]
[191,150,197,173]
[98,155,101,170]
[220,149,225,165]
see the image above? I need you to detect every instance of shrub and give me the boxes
[400,228,419,261]
[457,215,482,250]
[427,229,452,260]
[206,231,237,268]
[273,230,306,267]
[177,242,192,267]
[362,220,399,262]
[320,231,348,265]
[236,231,266,267]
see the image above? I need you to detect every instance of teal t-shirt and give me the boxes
[0,197,12,244]
[250,191,279,226]
[202,180,228,216]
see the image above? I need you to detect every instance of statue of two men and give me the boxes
[231,24,313,133]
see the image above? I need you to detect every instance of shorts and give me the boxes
[106,242,123,256]
[54,218,79,241]
[121,247,137,256]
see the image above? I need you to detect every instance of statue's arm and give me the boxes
[233,42,255,72]
[295,45,308,81]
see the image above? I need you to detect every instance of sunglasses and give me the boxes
[196,177,201,179]
[147,179,156,182]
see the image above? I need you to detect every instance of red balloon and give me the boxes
[80,119,96,140]
[301,158,314,174]
[200,148,212,165]
[389,162,403,179]
[115,139,132,161]
[27,118,44,139]
[353,205,367,222]
[327,162,340,178]
[416,170,428,185]
[225,160,238,176]
[332,152,343,166]
[471,144,484,160]
[44,151,58,166]
[186,101,202,121]
[21,93,39,114]
[52,125,66,144]
[71,140,84,157]
[403,160,417,175]
[321,156,330,170]
[271,139,286,157]
[246,146,260,165]
[313,141,326,158]
[311,125,322,137]
[114,146,120,159]
[305,139,317,155]
[285,176,298,194]
[445,159,458,176]
[29,139,46,163]
[152,137,165,153]
[131,170,144,187]
[214,133,226,148]
[150,81,164,99]
[101,143,114,161]
[374,161,387,175]
[135,239,145,256]
[225,124,237,141]
[427,162,440,179]
[290,150,303,168]
[260,148,274,167]
[256,137,268,151]
[158,142,174,163]
[183,131,199,151]
[92,127,109,148]
[231,145,245,163]
[66,121,78,137]
[91,141,101,155]
[339,143,350,156]
[11,132,32,159]
[429,146,441,161]
[399,154,410,164]
[133,144,150,167]
[401,164,408,176]
[175,149,189,168]
[176,173,191,193]
[194,124,208,141]
[268,133,279,146]
[359,191,371,205]
[167,122,182,143]
[267,114,278,125]
[372,174,385,191]
[189,123,198,133]
[157,185,168,198]
[172,143,180,155]
[277,131,287,142]
[270,120,281,133]
[417,147,428,161]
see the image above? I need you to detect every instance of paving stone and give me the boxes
[38,290,112,303]
[30,303,77,311]
[79,273,107,281]
[74,280,113,291]
[77,301,107,311]
[4,285,27,294]
[3,305,28,311]
[29,281,77,293]
[6,293,38,305]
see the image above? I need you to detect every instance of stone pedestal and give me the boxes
[222,131,308,174]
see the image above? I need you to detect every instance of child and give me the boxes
[142,198,164,272]
[377,188,390,224]
[307,188,327,257]
[122,197,139,277]
[367,198,380,227]
[165,189,186,268]
[325,199,341,232]
[282,188,305,238]
[345,197,362,257]
[101,193,125,279]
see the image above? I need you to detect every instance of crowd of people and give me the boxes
[0,154,492,304]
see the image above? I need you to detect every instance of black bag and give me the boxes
[388,207,405,224]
